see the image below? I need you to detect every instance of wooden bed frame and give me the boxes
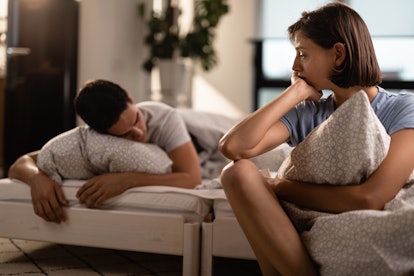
[0,178,256,276]
[0,200,201,275]
[201,217,255,276]
[0,178,209,276]
[0,144,293,276]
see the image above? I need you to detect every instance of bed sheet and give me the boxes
[0,178,221,222]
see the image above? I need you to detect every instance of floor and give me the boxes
[0,238,261,275]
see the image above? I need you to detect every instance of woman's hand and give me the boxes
[291,71,323,102]
[265,176,285,193]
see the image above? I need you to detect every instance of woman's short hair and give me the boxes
[74,79,132,133]
[288,2,382,88]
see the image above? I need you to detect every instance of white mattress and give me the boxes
[213,198,235,218]
[0,178,223,222]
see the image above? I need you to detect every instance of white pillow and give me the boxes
[37,126,172,184]
[277,91,390,185]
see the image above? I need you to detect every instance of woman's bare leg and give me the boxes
[220,159,317,276]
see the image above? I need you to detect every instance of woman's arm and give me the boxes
[76,141,202,208]
[219,75,322,160]
[8,151,68,223]
[273,129,414,213]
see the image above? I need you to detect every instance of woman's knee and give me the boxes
[220,159,260,188]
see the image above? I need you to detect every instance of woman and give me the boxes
[219,2,414,275]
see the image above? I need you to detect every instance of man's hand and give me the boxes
[76,173,130,208]
[30,173,68,223]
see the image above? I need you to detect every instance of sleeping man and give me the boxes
[8,79,236,223]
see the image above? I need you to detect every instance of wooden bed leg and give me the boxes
[201,222,213,276]
[183,222,200,276]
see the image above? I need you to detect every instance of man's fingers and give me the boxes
[55,186,68,206]
[48,197,67,223]
[34,199,66,223]
[84,190,104,208]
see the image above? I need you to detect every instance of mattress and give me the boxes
[0,178,219,222]
[213,197,234,218]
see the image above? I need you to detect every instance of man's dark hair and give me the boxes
[74,79,132,133]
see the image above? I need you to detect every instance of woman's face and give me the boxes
[106,103,148,143]
[292,31,337,91]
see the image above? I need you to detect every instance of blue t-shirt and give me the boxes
[280,87,414,147]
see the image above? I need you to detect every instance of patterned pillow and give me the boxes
[37,126,172,184]
[277,91,390,185]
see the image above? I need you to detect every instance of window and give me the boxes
[255,0,414,108]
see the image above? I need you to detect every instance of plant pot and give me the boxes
[158,58,194,108]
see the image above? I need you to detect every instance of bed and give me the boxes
[201,195,256,276]
[0,109,239,276]
[0,178,224,276]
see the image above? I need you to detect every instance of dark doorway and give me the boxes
[3,0,78,173]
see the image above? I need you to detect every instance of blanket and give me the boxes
[275,91,414,275]
[178,109,239,178]
[282,184,414,275]
[203,92,414,275]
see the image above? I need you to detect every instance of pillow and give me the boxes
[250,143,293,172]
[277,91,390,185]
[37,126,172,184]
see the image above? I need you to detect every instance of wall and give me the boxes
[196,0,256,116]
[77,0,256,118]
[77,0,147,102]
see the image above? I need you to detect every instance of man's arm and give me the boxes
[272,129,414,213]
[8,151,68,223]
[76,141,202,208]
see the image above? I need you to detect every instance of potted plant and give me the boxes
[138,0,229,106]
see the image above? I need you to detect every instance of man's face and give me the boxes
[106,103,148,143]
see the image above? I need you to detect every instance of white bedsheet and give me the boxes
[0,178,224,222]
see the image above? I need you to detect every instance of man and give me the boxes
[9,79,202,223]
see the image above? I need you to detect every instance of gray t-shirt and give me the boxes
[281,87,414,146]
[138,101,191,153]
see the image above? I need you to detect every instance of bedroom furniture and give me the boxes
[200,144,293,276]
[0,178,215,276]
[0,143,293,276]
[201,197,256,276]
[0,178,258,276]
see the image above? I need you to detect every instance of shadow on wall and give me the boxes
[192,75,245,118]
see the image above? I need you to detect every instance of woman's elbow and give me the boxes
[218,137,242,161]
